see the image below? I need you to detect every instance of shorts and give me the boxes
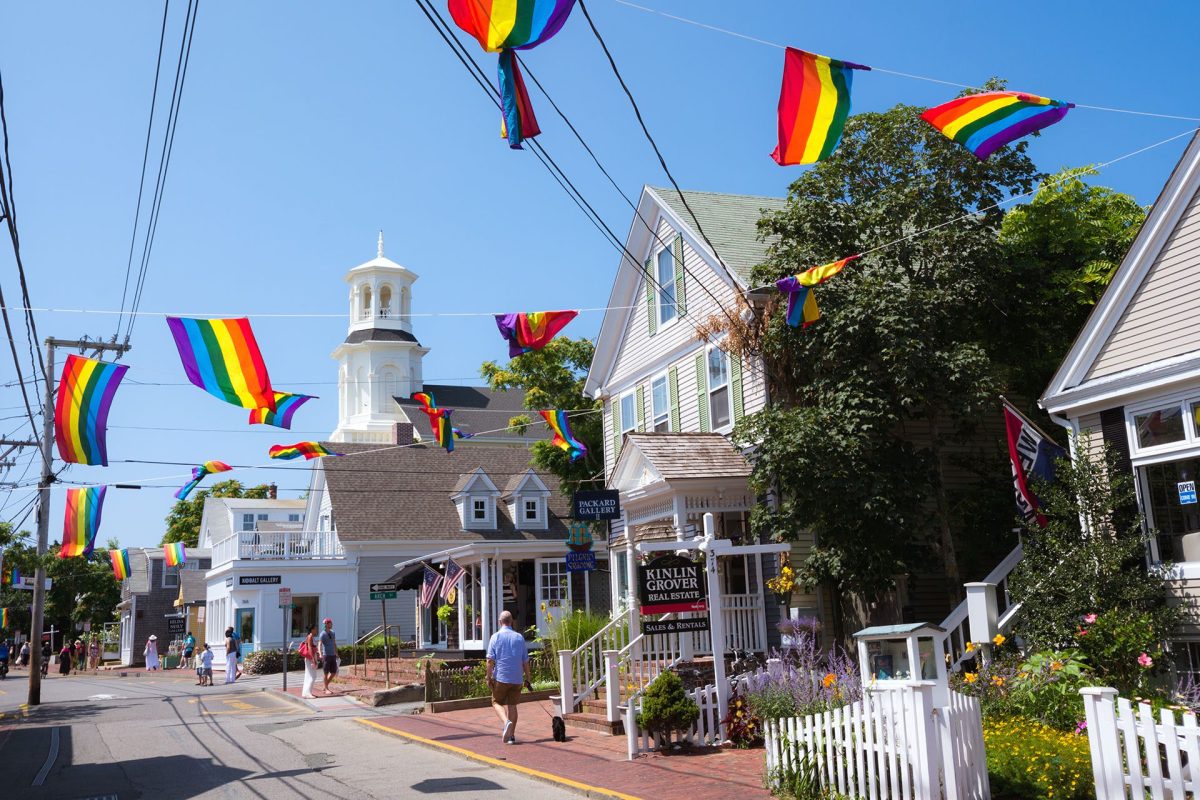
[322,655,339,676]
[184,649,194,658]
[491,681,522,706]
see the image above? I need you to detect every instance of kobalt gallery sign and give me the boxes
[637,554,707,615]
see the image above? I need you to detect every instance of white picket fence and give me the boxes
[626,683,723,759]
[765,683,989,800]
[1083,686,1200,799]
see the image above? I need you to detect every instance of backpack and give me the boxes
[298,640,311,658]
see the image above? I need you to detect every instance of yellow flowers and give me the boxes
[963,672,978,684]
[822,672,837,688]
[1050,660,1063,672]
[766,555,797,595]
[993,634,1006,647]
[965,641,976,653]
[991,675,1005,687]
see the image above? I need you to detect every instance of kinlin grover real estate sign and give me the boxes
[638,554,708,615]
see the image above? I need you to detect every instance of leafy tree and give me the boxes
[162,479,272,547]
[480,337,603,496]
[734,93,1038,630]
[1008,442,1176,657]
[997,166,1146,402]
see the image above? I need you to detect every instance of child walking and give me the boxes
[197,644,214,686]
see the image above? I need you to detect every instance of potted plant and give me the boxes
[436,603,458,649]
[636,670,700,750]
[766,555,796,607]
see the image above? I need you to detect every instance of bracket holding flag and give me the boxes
[1001,396,1067,528]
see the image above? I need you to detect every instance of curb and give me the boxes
[262,687,322,712]
[354,718,642,800]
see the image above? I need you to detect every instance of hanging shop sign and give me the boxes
[642,617,709,636]
[637,554,707,615]
[1179,481,1197,505]
[573,490,621,520]
[566,551,597,572]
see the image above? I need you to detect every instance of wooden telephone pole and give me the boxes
[27,337,130,706]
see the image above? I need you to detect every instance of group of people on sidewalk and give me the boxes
[1,636,101,677]
[299,617,339,699]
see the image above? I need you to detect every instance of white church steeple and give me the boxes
[330,235,429,443]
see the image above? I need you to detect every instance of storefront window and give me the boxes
[235,607,255,652]
[1134,405,1185,448]
[1141,457,1200,561]
[290,596,319,639]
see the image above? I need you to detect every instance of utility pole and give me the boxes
[28,337,130,706]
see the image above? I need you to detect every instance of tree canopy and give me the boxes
[480,337,603,497]
[162,479,273,547]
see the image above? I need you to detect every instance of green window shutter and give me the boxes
[668,366,681,432]
[611,400,622,463]
[673,235,686,317]
[695,352,709,433]
[731,355,745,424]
[636,385,647,432]
[644,258,657,337]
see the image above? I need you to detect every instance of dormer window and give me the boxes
[473,499,487,521]
[524,499,541,523]
[454,467,501,530]
[503,469,551,531]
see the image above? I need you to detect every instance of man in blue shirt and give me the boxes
[486,610,531,744]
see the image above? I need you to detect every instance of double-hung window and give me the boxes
[651,374,670,432]
[620,392,636,435]
[656,246,677,326]
[524,499,539,523]
[241,513,255,532]
[472,499,487,521]
[708,347,731,430]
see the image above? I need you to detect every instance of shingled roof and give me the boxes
[395,384,532,441]
[321,442,569,543]
[623,432,752,480]
[649,187,787,283]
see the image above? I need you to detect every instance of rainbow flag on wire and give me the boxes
[54,355,129,466]
[249,392,316,429]
[539,409,587,462]
[174,460,233,501]
[921,91,1074,161]
[494,311,578,358]
[772,48,870,166]
[268,442,343,461]
[59,487,106,559]
[775,256,860,329]
[110,548,131,581]
[166,317,276,411]
[164,541,187,567]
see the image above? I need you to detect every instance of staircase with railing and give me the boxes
[940,543,1023,671]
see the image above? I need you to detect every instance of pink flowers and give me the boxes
[1138,652,1154,668]
[1084,614,1098,624]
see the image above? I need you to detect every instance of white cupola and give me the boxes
[330,233,430,443]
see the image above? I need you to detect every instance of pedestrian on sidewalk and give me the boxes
[300,623,319,699]
[198,643,213,686]
[58,641,72,676]
[486,610,532,745]
[18,640,29,668]
[224,628,238,684]
[319,618,338,695]
[182,631,195,670]
[88,636,100,672]
[144,635,160,671]
[74,639,85,672]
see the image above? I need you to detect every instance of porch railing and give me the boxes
[561,613,633,713]
[941,544,1023,671]
[687,593,765,654]
[211,530,345,566]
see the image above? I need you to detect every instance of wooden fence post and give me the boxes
[558,649,574,716]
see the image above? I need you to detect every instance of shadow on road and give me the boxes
[18,750,256,799]
[410,776,508,793]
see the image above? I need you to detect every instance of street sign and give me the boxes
[1180,481,1197,505]
[14,577,52,591]
[638,554,708,615]
[369,582,398,601]
[573,489,621,520]
[642,617,709,636]
[565,551,596,572]
[278,588,292,609]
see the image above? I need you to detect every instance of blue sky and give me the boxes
[0,1,1197,548]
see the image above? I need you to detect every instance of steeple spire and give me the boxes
[377,230,384,259]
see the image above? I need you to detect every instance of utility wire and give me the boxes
[116,0,173,340]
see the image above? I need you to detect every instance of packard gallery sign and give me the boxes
[637,554,707,615]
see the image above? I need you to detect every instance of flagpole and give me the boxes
[999,395,1065,448]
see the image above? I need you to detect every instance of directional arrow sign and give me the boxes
[369,582,398,601]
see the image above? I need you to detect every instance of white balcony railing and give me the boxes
[211,530,345,567]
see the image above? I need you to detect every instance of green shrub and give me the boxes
[637,671,699,739]
[953,650,1093,731]
[243,649,306,675]
[1074,608,1164,696]
[983,716,1092,799]
[543,610,616,653]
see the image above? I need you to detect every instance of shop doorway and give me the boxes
[235,607,255,656]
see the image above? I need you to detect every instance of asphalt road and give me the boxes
[0,666,575,799]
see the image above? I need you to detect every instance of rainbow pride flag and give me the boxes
[433,409,455,453]
[775,256,860,329]
[495,311,578,358]
[772,47,870,166]
[540,410,587,462]
[164,541,187,567]
[921,91,1074,161]
[166,317,276,411]
[60,486,106,559]
[54,355,129,466]
[249,392,315,429]
[110,548,131,581]
[498,50,541,148]
[268,442,343,461]
[175,460,233,501]
[448,0,576,53]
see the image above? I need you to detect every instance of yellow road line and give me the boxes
[354,718,642,800]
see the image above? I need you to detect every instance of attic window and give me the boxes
[656,246,678,325]
[473,499,487,521]
[524,499,540,523]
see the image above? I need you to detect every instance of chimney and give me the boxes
[267,483,277,500]
[393,422,414,446]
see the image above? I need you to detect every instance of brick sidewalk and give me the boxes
[362,700,771,800]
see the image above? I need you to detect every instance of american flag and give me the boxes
[441,557,466,600]
[420,565,442,608]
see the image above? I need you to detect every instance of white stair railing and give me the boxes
[559,613,632,714]
[941,544,1023,671]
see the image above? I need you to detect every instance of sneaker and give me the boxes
[504,738,516,745]
[502,721,514,742]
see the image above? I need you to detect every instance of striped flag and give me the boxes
[420,565,443,608]
[441,558,466,600]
